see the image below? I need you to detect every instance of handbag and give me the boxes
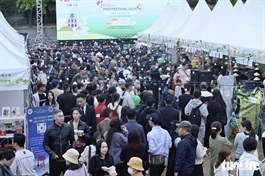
[150,131,167,166]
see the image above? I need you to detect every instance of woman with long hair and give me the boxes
[79,131,104,168]
[191,124,207,176]
[214,148,231,176]
[234,120,259,160]
[89,140,116,176]
[205,89,227,148]
[44,90,59,110]
[121,106,130,124]
[107,93,122,119]
[209,121,232,176]
[63,148,88,176]
[0,149,15,176]
[104,117,128,176]
[69,107,91,153]
[120,128,148,176]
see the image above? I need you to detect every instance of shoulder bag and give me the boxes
[150,131,167,166]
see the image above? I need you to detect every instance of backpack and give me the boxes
[111,104,119,118]
[189,103,203,126]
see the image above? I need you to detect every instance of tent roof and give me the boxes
[0,11,29,71]
[234,0,244,11]
[138,2,175,38]
[148,0,192,37]
[171,0,211,40]
[190,0,234,43]
[228,0,265,51]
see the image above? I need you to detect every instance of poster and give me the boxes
[27,106,54,176]
[56,0,175,40]
[0,69,29,91]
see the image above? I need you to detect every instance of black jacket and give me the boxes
[138,107,160,135]
[174,134,197,175]
[57,92,76,120]
[159,106,179,133]
[69,120,91,140]
[43,123,75,160]
[81,105,97,135]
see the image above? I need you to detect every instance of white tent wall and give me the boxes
[0,11,30,91]
[151,0,192,43]
[138,2,175,41]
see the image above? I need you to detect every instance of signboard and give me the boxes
[27,106,54,176]
[0,69,29,91]
[56,0,172,40]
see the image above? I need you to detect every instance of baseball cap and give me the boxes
[164,95,173,104]
[118,79,126,85]
[201,82,207,88]
[146,113,160,125]
[52,80,59,87]
[178,120,192,131]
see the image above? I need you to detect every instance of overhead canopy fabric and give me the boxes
[138,2,175,41]
[0,11,30,90]
[170,0,211,41]
[151,0,192,42]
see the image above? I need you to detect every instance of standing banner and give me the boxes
[220,75,235,137]
[27,106,54,176]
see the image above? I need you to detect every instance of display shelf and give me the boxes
[0,134,14,138]
[0,116,25,120]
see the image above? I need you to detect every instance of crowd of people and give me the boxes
[1,42,265,176]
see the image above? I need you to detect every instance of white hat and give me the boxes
[233,69,238,72]
[63,149,79,164]
[255,68,260,71]
[118,79,126,85]
[254,77,260,81]
[254,72,260,76]
[233,73,239,77]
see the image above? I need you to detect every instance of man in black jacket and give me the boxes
[138,96,161,135]
[43,110,75,176]
[159,95,179,133]
[76,93,97,138]
[57,83,76,122]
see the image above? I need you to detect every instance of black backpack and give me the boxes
[189,103,203,126]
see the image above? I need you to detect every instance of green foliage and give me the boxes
[16,0,55,14]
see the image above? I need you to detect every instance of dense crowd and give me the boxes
[0,42,265,176]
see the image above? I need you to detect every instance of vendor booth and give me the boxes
[0,11,30,146]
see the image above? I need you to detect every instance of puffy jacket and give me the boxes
[174,133,197,175]
[43,123,75,160]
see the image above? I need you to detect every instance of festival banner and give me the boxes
[27,106,54,176]
[56,0,171,40]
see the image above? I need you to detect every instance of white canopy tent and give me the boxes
[169,0,211,43]
[150,0,192,42]
[138,2,175,41]
[228,0,265,52]
[0,11,30,91]
[184,0,234,49]
[234,0,244,11]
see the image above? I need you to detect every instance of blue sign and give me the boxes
[27,106,54,176]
